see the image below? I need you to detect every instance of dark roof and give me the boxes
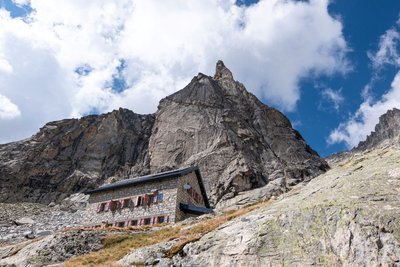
[179,203,213,215]
[86,166,211,208]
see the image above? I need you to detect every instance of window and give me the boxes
[130,220,138,226]
[117,221,125,228]
[186,187,202,204]
[110,201,118,211]
[136,196,142,206]
[157,192,164,203]
[149,195,155,204]
[157,216,165,224]
[144,218,151,225]
[122,199,130,208]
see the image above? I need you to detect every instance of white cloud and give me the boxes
[321,87,344,111]
[0,0,349,143]
[11,0,31,6]
[0,94,21,119]
[368,24,400,69]
[329,21,400,148]
[328,71,400,148]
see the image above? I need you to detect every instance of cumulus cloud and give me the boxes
[328,72,400,148]
[0,94,21,119]
[0,0,349,143]
[329,21,400,148]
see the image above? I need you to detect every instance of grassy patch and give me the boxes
[64,199,273,266]
[64,227,181,267]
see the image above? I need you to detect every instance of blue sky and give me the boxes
[289,0,400,156]
[0,0,400,157]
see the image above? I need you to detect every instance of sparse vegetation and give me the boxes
[64,199,273,267]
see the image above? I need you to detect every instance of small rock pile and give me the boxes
[0,194,88,244]
[0,230,105,267]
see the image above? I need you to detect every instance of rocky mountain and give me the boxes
[2,140,399,267]
[0,61,328,206]
[0,110,154,204]
[149,61,328,205]
[1,64,400,267]
[327,108,400,165]
[356,108,400,151]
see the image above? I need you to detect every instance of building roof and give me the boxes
[179,203,213,215]
[86,166,211,208]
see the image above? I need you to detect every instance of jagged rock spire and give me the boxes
[355,108,400,151]
[213,60,234,81]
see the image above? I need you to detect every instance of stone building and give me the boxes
[84,166,212,227]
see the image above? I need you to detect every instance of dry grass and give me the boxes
[64,199,273,267]
[64,227,181,267]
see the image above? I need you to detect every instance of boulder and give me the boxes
[14,217,35,226]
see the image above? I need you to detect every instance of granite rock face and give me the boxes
[0,109,154,203]
[149,61,328,205]
[0,61,328,206]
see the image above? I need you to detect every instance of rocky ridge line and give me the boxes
[327,108,400,165]
[356,108,400,151]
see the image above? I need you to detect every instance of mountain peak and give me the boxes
[355,108,400,151]
[213,60,234,81]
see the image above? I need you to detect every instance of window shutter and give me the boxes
[121,199,127,209]
[110,201,116,211]
[104,201,110,212]
[144,194,150,205]
[96,204,101,213]
[166,215,169,223]
[153,192,158,204]
[158,193,164,202]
